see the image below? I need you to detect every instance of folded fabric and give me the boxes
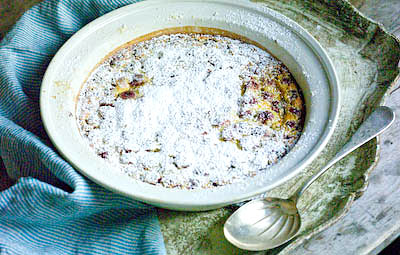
[0,0,166,254]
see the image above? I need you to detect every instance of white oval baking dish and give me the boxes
[40,0,340,211]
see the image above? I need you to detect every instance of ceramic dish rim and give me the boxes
[40,0,340,210]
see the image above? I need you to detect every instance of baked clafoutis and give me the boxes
[77,29,305,189]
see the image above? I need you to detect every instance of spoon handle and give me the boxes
[293,106,395,200]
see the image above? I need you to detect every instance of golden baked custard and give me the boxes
[77,27,305,189]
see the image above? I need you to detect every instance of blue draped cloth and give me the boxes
[0,0,166,254]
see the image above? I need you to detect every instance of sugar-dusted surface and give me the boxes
[77,33,304,189]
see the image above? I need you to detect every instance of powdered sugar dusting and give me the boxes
[77,33,304,189]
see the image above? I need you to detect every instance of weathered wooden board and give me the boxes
[289,1,400,254]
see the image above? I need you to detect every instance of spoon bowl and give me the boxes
[224,106,395,251]
[224,198,300,250]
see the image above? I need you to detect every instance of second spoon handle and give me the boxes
[293,106,395,200]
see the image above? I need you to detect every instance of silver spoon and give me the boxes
[224,106,395,251]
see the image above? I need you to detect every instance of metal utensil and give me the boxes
[224,106,395,251]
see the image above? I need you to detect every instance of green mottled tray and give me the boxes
[158,0,400,254]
